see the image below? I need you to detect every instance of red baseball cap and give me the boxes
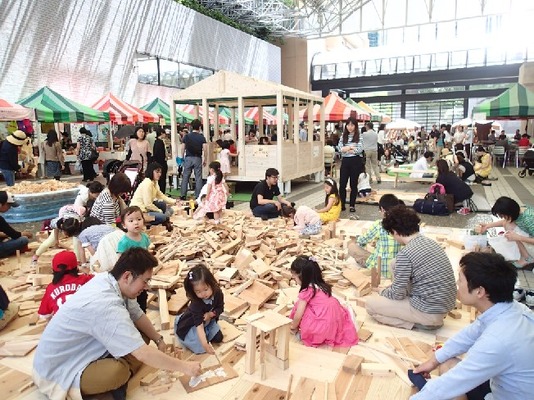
[52,251,78,272]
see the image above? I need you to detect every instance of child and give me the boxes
[316,178,341,223]
[282,205,322,236]
[117,206,151,311]
[219,141,238,177]
[175,264,224,354]
[380,148,395,172]
[32,204,87,264]
[76,223,117,265]
[348,194,402,278]
[38,251,93,319]
[193,161,227,224]
[289,256,358,348]
[74,181,104,210]
[357,166,372,197]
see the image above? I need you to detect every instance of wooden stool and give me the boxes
[244,311,292,380]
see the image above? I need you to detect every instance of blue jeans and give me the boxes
[0,169,15,186]
[148,201,174,225]
[0,236,28,258]
[252,203,280,219]
[181,156,203,198]
[174,314,221,354]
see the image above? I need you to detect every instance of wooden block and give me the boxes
[0,337,40,357]
[178,363,239,393]
[292,377,316,400]
[448,310,462,319]
[242,383,286,400]
[361,363,395,377]
[342,355,364,374]
[217,267,238,282]
[158,289,170,330]
[238,281,276,308]
[446,239,465,249]
[168,287,189,315]
[250,258,271,279]
[342,269,371,289]
[233,248,255,270]
[140,371,159,386]
[147,383,172,395]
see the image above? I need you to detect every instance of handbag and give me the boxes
[90,147,99,162]
[413,198,450,216]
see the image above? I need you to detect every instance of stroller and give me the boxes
[518,149,534,178]
[392,145,408,165]
[103,158,145,202]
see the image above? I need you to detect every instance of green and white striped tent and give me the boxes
[141,98,194,124]
[17,86,109,122]
[472,83,534,119]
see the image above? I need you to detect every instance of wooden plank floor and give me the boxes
[1,220,475,400]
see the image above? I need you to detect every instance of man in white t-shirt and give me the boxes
[410,151,434,178]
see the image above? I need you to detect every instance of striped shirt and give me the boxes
[357,219,401,278]
[381,234,456,314]
[89,189,123,225]
[337,137,364,158]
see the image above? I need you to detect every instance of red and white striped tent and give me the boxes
[178,104,230,125]
[244,107,277,125]
[92,93,159,124]
[300,92,370,122]
[0,99,35,121]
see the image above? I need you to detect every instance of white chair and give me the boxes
[492,146,507,168]
[517,146,530,168]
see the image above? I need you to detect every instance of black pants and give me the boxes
[339,156,363,208]
[157,163,168,193]
[81,160,97,181]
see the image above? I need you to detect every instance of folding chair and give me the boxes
[492,146,507,168]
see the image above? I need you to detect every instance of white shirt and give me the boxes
[410,157,429,178]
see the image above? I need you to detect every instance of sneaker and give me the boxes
[457,207,470,215]
[413,323,443,331]
[526,290,534,307]
[349,207,356,213]
[513,288,526,301]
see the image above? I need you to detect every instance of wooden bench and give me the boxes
[388,167,436,188]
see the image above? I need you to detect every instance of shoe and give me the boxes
[526,290,534,307]
[457,207,470,215]
[481,182,492,186]
[513,288,526,301]
[261,215,269,221]
[349,207,356,213]
[341,206,346,211]
[413,323,443,331]
[109,383,128,400]
[377,180,382,184]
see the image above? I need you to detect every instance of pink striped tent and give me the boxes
[178,104,230,125]
[0,99,35,121]
[244,107,277,125]
[92,93,159,123]
[300,92,370,122]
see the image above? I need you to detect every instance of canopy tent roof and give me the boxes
[356,100,391,123]
[179,104,231,125]
[219,107,254,125]
[300,92,370,122]
[92,92,158,124]
[386,118,421,130]
[0,99,35,121]
[18,86,109,123]
[244,107,277,125]
[344,98,372,120]
[141,98,194,124]
[472,83,534,119]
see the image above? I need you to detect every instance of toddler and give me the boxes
[175,264,224,354]
[316,178,341,223]
[290,256,358,348]
[357,166,372,197]
[193,161,228,224]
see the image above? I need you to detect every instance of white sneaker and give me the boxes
[526,290,534,307]
[513,288,525,301]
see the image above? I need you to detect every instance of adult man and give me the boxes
[152,128,168,192]
[250,168,292,220]
[33,248,201,400]
[0,191,32,257]
[366,206,456,329]
[180,119,207,199]
[453,126,466,151]
[411,252,534,399]
[362,121,381,183]
[410,151,434,178]
[0,130,26,186]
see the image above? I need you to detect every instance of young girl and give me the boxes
[193,161,227,224]
[175,264,224,354]
[316,178,341,223]
[357,166,372,197]
[218,141,238,178]
[32,204,87,264]
[38,251,93,319]
[117,206,151,312]
[282,205,322,236]
[290,256,358,348]
[380,147,395,171]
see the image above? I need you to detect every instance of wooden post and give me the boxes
[244,323,257,375]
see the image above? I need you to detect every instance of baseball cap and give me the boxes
[52,251,78,272]
[0,191,19,207]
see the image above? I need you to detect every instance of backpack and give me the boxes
[412,182,451,216]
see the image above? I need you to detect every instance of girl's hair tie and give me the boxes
[325,178,334,185]
[309,256,318,263]
[188,271,194,280]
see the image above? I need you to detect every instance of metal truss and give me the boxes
[196,0,370,37]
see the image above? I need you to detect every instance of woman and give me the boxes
[76,127,97,182]
[436,160,473,205]
[473,145,492,185]
[130,162,177,230]
[128,127,150,172]
[337,117,364,213]
[43,130,64,180]
[455,151,475,183]
[152,128,168,193]
[0,130,26,186]
[89,172,131,225]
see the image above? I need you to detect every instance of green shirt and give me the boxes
[117,233,151,253]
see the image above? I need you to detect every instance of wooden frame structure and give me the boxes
[170,70,324,193]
